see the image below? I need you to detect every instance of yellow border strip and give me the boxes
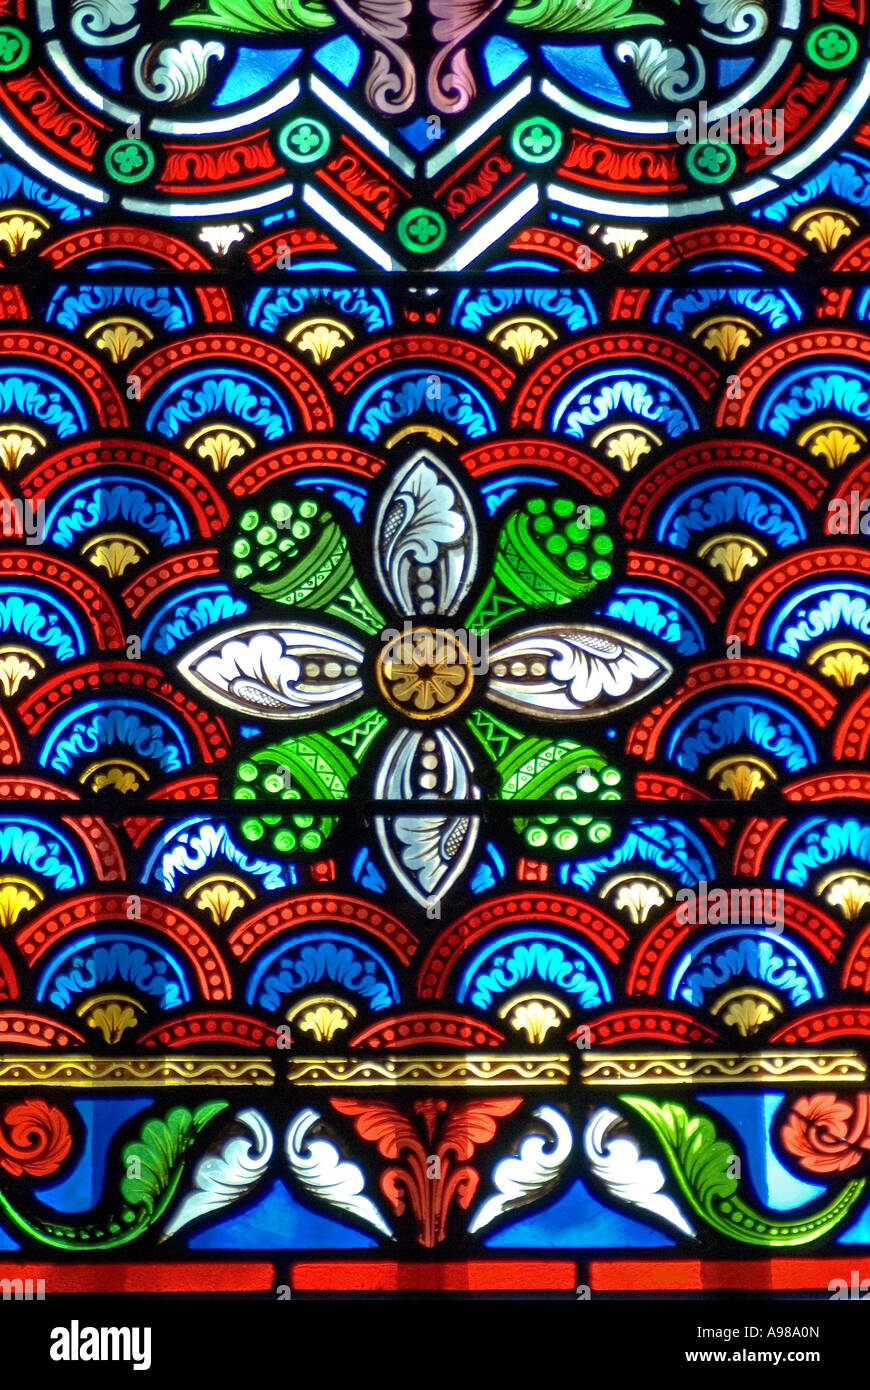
[581,1051,866,1085]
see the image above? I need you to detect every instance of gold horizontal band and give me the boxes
[286,1053,571,1086]
[580,1051,866,1085]
[0,1056,275,1086]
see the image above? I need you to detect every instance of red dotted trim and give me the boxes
[418,894,628,999]
[135,336,332,433]
[0,947,16,1002]
[833,230,870,272]
[329,336,515,399]
[350,1013,504,1049]
[0,1013,83,1045]
[770,1008,870,1044]
[610,288,651,319]
[730,547,870,643]
[508,228,603,270]
[818,287,851,320]
[42,226,213,271]
[17,661,230,761]
[122,816,162,849]
[634,773,711,800]
[0,333,126,428]
[627,658,836,759]
[138,1013,276,1048]
[228,442,384,496]
[829,454,870,511]
[576,1008,718,1045]
[716,331,870,427]
[785,773,870,800]
[843,926,870,991]
[732,818,786,876]
[0,709,19,766]
[195,286,233,323]
[0,777,74,801]
[229,894,418,966]
[0,551,125,648]
[0,286,27,319]
[628,893,842,996]
[626,551,724,620]
[835,686,870,760]
[147,775,219,801]
[248,228,337,270]
[16,894,230,1001]
[461,439,618,495]
[513,334,717,429]
[21,442,227,536]
[628,225,805,272]
[122,549,221,619]
[63,816,126,882]
[619,441,824,536]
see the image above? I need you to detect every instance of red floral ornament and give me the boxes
[780,1093,870,1175]
[0,1100,72,1178]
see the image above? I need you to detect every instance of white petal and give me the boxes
[177,623,364,719]
[373,727,480,906]
[374,449,478,617]
[487,624,671,719]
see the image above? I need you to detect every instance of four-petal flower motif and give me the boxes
[178,449,672,906]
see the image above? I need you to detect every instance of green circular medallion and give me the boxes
[806,24,858,68]
[511,116,563,164]
[685,141,738,183]
[0,28,29,73]
[105,138,155,184]
[397,207,447,254]
[278,117,331,164]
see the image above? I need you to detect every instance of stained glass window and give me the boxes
[3,0,870,1320]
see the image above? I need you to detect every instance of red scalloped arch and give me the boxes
[329,335,515,399]
[629,225,806,273]
[228,442,385,496]
[0,1013,83,1045]
[21,442,228,537]
[625,551,724,621]
[138,1013,277,1048]
[0,332,127,428]
[508,227,603,271]
[16,893,230,1001]
[627,658,836,761]
[627,892,843,997]
[512,333,717,429]
[247,227,338,271]
[228,894,418,966]
[17,661,230,762]
[461,439,619,495]
[41,226,232,321]
[715,330,870,428]
[834,686,870,760]
[0,709,20,766]
[122,549,222,620]
[575,1008,718,1046]
[770,1008,870,1044]
[728,547,870,645]
[418,893,628,999]
[135,335,332,434]
[350,1012,505,1048]
[619,440,825,538]
[0,551,124,649]
[785,773,870,801]
[43,226,213,271]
